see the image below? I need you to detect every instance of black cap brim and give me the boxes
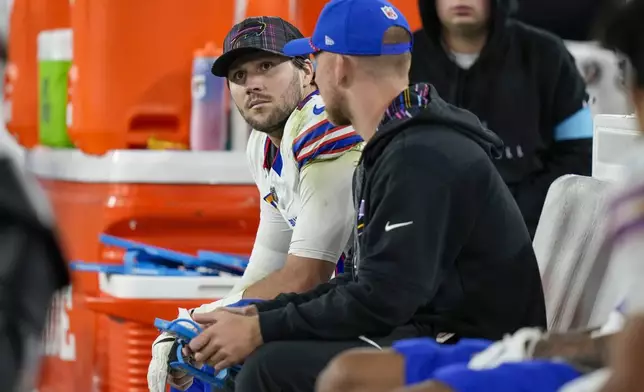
[211,47,292,77]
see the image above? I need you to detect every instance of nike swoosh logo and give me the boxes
[384,221,413,232]
[436,332,455,344]
[313,105,325,115]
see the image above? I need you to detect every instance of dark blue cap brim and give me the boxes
[283,38,317,57]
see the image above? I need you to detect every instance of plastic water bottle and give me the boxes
[190,43,228,151]
[38,28,73,147]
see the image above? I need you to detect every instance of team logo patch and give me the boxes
[263,188,279,209]
[381,6,399,20]
[229,22,266,49]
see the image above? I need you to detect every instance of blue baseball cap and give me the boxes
[283,0,412,57]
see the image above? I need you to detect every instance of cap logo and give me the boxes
[229,22,267,49]
[324,35,335,46]
[381,6,399,20]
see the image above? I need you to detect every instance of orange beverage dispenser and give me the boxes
[5,0,70,148]
[30,149,258,391]
[67,0,235,155]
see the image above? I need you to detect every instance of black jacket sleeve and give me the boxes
[254,273,353,312]
[257,143,473,342]
[515,36,593,234]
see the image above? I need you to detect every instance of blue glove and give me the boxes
[168,300,262,392]
[432,360,582,392]
[392,338,492,385]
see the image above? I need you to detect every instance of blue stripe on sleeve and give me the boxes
[554,106,593,141]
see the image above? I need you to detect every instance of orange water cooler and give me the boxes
[68,0,235,155]
[27,148,258,391]
[5,0,70,148]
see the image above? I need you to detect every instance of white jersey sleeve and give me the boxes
[283,93,363,263]
[288,150,359,262]
[227,140,293,294]
[230,195,292,293]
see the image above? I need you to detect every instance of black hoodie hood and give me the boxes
[418,0,517,40]
[363,83,503,167]
[416,0,518,63]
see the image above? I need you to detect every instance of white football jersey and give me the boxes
[232,91,363,293]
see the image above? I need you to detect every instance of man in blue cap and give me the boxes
[319,1,644,391]
[184,1,545,391]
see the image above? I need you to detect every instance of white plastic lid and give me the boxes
[38,28,73,61]
[99,273,241,299]
[26,147,254,184]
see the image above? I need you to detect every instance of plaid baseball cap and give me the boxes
[211,16,305,77]
[283,0,411,57]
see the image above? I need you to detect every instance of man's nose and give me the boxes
[245,73,265,93]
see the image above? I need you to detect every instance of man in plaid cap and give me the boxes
[146,16,363,392]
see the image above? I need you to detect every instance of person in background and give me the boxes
[316,317,617,392]
[146,16,363,392]
[182,0,545,391]
[0,145,70,392]
[410,0,593,237]
[597,0,644,390]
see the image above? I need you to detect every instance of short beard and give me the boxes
[326,103,351,127]
[323,87,352,127]
[239,70,303,137]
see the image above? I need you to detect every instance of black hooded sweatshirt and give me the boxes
[255,84,546,343]
[410,0,592,237]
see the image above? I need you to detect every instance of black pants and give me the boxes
[233,340,371,392]
[220,326,421,392]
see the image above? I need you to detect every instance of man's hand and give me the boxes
[187,311,263,371]
[532,331,613,372]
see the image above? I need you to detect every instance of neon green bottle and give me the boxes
[38,28,73,148]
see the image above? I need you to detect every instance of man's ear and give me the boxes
[338,55,358,88]
[302,58,316,87]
